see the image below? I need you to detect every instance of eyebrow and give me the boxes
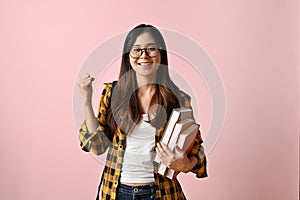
[133,43,157,47]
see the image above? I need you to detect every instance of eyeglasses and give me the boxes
[129,46,161,59]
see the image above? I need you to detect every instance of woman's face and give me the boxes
[129,31,161,80]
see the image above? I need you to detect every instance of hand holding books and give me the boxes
[156,142,198,175]
[154,108,200,179]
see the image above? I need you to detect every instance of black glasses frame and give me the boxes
[129,47,162,59]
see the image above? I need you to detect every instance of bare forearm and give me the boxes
[84,101,98,133]
[77,73,98,133]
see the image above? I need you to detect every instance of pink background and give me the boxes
[0,0,299,199]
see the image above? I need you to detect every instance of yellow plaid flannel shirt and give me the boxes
[79,82,208,200]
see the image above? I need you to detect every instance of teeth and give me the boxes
[139,63,152,66]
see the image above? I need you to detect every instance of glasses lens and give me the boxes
[147,47,158,57]
[130,48,141,58]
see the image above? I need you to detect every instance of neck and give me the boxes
[136,76,156,96]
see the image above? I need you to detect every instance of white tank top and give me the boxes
[120,114,156,183]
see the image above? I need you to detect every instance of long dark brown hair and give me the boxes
[107,24,183,134]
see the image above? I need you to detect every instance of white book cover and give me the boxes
[167,118,195,153]
[177,123,199,152]
[153,107,193,164]
[165,123,199,179]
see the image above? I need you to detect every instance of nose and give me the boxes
[139,49,149,58]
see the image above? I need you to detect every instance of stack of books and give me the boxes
[154,107,199,179]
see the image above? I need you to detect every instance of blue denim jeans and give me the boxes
[117,183,157,200]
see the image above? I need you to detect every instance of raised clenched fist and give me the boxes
[77,73,95,104]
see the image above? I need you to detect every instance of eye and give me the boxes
[147,47,157,52]
[132,48,141,52]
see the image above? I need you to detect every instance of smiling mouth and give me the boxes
[138,62,153,66]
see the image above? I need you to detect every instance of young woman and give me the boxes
[78,24,207,200]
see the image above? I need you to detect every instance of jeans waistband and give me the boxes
[119,183,156,193]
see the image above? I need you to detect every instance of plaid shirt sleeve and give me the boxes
[79,83,113,155]
[188,129,208,178]
[179,91,208,178]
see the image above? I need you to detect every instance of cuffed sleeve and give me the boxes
[187,129,208,178]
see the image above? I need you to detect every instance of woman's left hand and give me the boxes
[156,142,197,173]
